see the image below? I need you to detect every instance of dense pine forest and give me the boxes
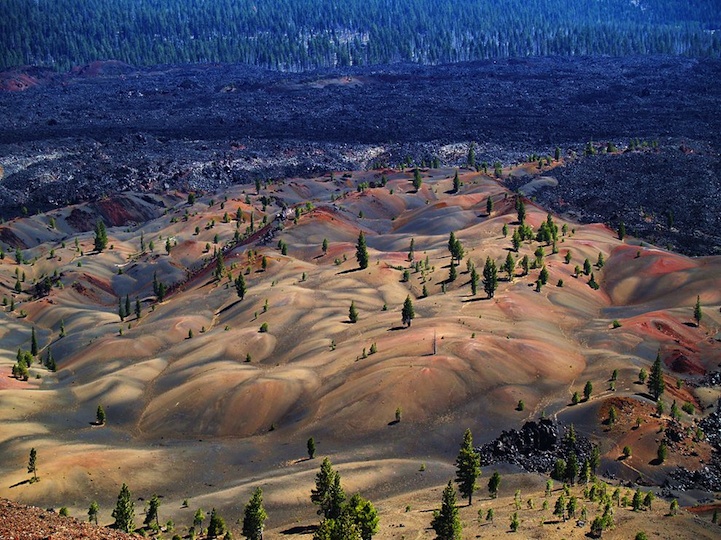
[2,0,721,71]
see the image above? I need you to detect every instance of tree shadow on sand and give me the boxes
[9,479,30,488]
[281,525,317,535]
[336,267,362,275]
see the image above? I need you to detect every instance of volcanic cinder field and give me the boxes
[1,163,721,538]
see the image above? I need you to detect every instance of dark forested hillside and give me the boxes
[2,0,721,71]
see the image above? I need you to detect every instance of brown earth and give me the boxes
[0,167,720,538]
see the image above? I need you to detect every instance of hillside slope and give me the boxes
[0,165,720,537]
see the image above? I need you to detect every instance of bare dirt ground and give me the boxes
[0,166,720,537]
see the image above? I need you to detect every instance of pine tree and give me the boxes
[135,298,141,319]
[193,508,205,528]
[314,513,361,540]
[94,220,108,252]
[144,494,161,527]
[349,301,359,323]
[482,257,498,298]
[311,458,338,518]
[242,487,267,540]
[448,259,457,282]
[455,428,480,505]
[648,352,665,400]
[452,170,460,193]
[503,252,515,280]
[88,501,99,524]
[516,198,526,225]
[96,404,106,425]
[207,508,226,537]
[539,265,549,285]
[412,168,422,191]
[470,266,478,295]
[554,493,567,520]
[431,480,462,540]
[235,273,247,300]
[214,250,225,280]
[344,493,379,540]
[307,437,316,459]
[486,196,493,215]
[583,381,593,401]
[565,452,579,485]
[356,231,369,269]
[694,295,702,326]
[322,238,329,255]
[488,471,501,498]
[511,228,522,252]
[28,447,38,482]
[112,483,135,533]
[30,326,39,356]
[401,296,415,327]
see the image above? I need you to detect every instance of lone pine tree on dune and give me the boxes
[112,483,135,533]
[648,352,665,400]
[455,428,481,505]
[242,487,267,540]
[94,219,108,252]
[431,480,462,540]
[402,296,415,327]
[694,295,702,326]
[356,231,369,269]
[27,447,38,482]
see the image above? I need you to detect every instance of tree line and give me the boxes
[2,0,720,71]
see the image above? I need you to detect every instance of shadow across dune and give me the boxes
[281,525,317,535]
[9,479,31,488]
[217,299,242,315]
[387,326,406,331]
[336,267,362,275]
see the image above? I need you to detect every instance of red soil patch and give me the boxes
[0,73,39,91]
[0,498,138,539]
[598,395,638,424]
[71,280,104,304]
[666,350,705,376]
[627,314,700,354]
[83,273,115,297]
[95,196,163,227]
[0,376,26,390]
[0,66,56,91]
[66,208,97,232]
[687,503,721,515]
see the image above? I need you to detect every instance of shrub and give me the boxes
[259,322,269,333]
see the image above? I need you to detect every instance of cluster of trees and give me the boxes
[78,451,377,539]
[311,458,379,540]
[3,0,720,71]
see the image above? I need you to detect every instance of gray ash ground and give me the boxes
[1,55,721,254]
